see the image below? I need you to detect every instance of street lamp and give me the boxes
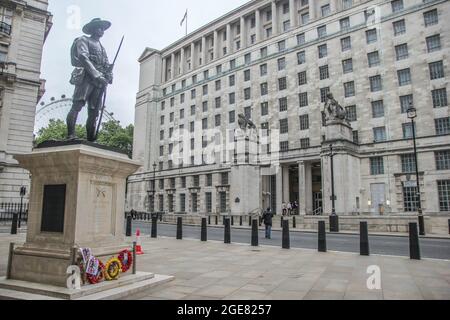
[329,144,339,232]
[407,105,425,236]
[147,162,157,213]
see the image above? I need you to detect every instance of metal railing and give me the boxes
[0,203,29,226]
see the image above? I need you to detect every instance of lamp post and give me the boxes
[147,163,157,213]
[18,186,26,229]
[407,106,425,236]
[329,144,339,232]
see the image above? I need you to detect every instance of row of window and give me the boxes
[403,180,450,212]
[150,191,228,213]
[370,150,450,176]
[162,6,439,95]
[153,173,230,190]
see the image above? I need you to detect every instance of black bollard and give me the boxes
[151,216,157,238]
[293,216,296,229]
[231,216,234,226]
[409,223,421,260]
[177,217,183,240]
[240,216,243,226]
[251,219,259,247]
[259,216,262,227]
[360,222,369,256]
[201,218,207,242]
[330,215,339,232]
[282,218,290,249]
[249,216,252,226]
[448,219,450,235]
[159,213,163,222]
[318,221,327,252]
[125,214,132,237]
[418,215,425,236]
[132,241,137,275]
[215,215,218,225]
[10,213,18,235]
[208,215,211,225]
[224,218,231,244]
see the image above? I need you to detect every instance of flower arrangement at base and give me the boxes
[104,257,122,281]
[118,250,133,273]
[86,260,105,285]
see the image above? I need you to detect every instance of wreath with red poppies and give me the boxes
[118,250,133,273]
[84,260,105,285]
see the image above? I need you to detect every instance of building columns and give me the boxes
[240,16,247,48]
[255,8,261,42]
[180,48,185,75]
[161,57,167,82]
[290,0,297,28]
[309,2,316,21]
[298,161,313,215]
[213,30,219,60]
[276,165,283,214]
[330,0,339,13]
[226,24,232,55]
[272,1,278,35]
[201,36,207,65]
[190,42,195,70]
[282,166,290,203]
[170,53,175,80]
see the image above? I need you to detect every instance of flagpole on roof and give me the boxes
[185,9,188,36]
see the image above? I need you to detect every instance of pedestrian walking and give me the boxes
[262,208,273,239]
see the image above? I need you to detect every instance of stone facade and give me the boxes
[0,0,52,202]
[129,0,450,217]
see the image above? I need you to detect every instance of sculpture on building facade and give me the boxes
[238,113,257,131]
[323,93,347,123]
[66,18,115,142]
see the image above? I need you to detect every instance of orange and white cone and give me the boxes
[135,229,144,255]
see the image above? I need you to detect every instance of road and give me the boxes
[131,221,450,260]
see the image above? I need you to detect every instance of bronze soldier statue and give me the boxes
[67,18,113,142]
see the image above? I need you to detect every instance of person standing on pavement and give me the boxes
[262,208,273,239]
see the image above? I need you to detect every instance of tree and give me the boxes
[35,119,134,158]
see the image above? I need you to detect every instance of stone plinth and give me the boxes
[9,142,141,287]
[325,120,353,142]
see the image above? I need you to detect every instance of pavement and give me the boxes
[1,233,449,300]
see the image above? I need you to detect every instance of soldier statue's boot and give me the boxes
[86,109,99,142]
[66,110,78,140]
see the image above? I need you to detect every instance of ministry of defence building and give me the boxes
[129,0,450,218]
[0,0,52,202]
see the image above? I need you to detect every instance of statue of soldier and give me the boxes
[323,93,347,123]
[67,18,113,142]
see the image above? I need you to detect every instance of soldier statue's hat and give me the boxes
[82,18,111,35]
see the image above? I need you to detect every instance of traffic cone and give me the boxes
[135,229,144,255]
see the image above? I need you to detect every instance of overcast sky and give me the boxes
[40,0,249,126]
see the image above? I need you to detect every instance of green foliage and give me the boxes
[35,119,134,158]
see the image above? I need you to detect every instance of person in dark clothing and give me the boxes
[262,208,273,239]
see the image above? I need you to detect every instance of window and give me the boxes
[283,20,291,31]
[244,88,251,100]
[341,36,351,51]
[179,194,186,212]
[366,29,377,44]
[370,157,384,175]
[261,102,269,116]
[266,27,273,38]
[353,131,359,144]
[215,114,221,127]
[435,151,450,170]
[340,17,350,31]
[318,44,327,58]
[193,175,200,187]
[189,105,195,116]
[215,97,221,109]
[429,61,444,80]
[192,75,198,84]
[432,89,448,108]
[424,9,438,27]
[192,193,198,212]
[205,192,212,213]
[202,118,208,130]
[229,92,235,104]
[260,64,268,76]
[301,13,309,25]
[160,130,164,140]
[391,0,403,13]
[215,80,221,91]
[261,47,268,58]
[343,0,353,10]
[400,94,413,113]
[317,25,327,38]
[435,117,450,135]
[229,110,235,123]
[203,70,209,80]
[202,101,208,112]
[279,97,288,112]
[299,115,309,130]
[370,75,382,92]
[230,59,236,69]
[278,77,287,91]
[342,58,353,74]
[229,75,235,86]
[221,172,229,185]
[321,4,330,17]
[398,68,411,86]
[159,179,164,190]
[283,2,290,14]
[320,87,330,103]
[190,138,195,150]
[373,127,387,142]
[244,53,251,65]
[426,34,441,53]
[170,97,175,107]
[202,85,208,95]
[244,106,252,119]
[395,43,409,60]
[180,93,185,103]
[298,71,307,85]
[170,112,174,122]
[319,65,329,80]
[278,40,286,52]
[299,92,308,107]
[161,101,166,110]
[191,89,196,99]
[160,115,165,125]
[219,192,227,213]
[300,138,310,149]
[297,33,305,45]
[346,105,357,122]
[297,51,306,64]
[278,57,286,71]
[261,82,268,96]
[251,34,256,44]
[244,69,251,81]
[438,181,450,212]
[367,51,380,67]
[402,122,415,139]
[280,141,289,151]
[393,20,406,36]
[372,100,384,118]
[158,195,164,211]
[401,154,416,173]
[344,81,355,97]
[403,186,419,212]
